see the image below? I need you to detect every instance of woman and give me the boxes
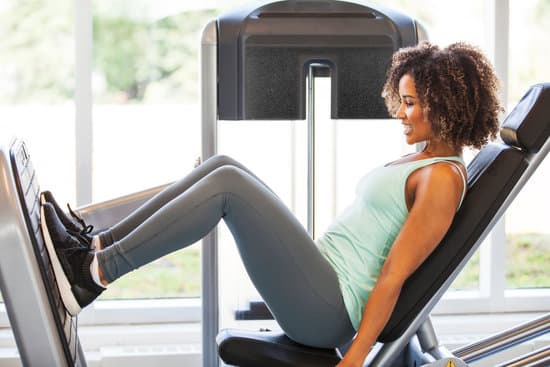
[41,41,501,366]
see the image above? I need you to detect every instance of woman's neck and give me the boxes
[421,139,461,158]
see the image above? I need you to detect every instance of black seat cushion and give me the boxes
[217,329,341,367]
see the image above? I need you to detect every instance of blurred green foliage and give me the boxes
[0,0,215,103]
[100,246,201,299]
[451,233,550,291]
[93,9,216,103]
[0,0,74,102]
[99,232,549,299]
[506,233,550,288]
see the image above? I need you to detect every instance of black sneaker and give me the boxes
[41,202,104,316]
[40,191,95,249]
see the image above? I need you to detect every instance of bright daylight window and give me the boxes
[0,0,76,306]
[338,0,490,292]
[216,0,491,319]
[91,2,219,299]
[0,0,76,203]
[505,0,549,290]
[0,0,547,307]
[89,0,251,300]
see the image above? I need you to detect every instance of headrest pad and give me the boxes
[500,83,550,153]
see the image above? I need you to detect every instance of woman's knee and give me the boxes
[211,165,248,184]
[205,154,242,169]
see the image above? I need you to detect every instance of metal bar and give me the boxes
[307,63,330,237]
[415,317,455,361]
[76,182,172,232]
[307,64,316,236]
[495,344,550,367]
[407,336,435,365]
[74,0,93,206]
[453,313,550,363]
[200,19,219,367]
[368,313,429,366]
[416,317,439,354]
[480,0,510,310]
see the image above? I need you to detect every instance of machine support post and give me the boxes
[307,64,316,236]
[200,20,220,367]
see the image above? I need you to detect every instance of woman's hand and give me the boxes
[336,361,360,366]
[336,357,364,367]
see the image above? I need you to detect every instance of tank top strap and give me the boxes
[430,156,467,210]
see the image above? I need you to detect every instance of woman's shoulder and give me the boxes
[386,152,464,168]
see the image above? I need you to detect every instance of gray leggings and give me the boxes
[96,155,355,348]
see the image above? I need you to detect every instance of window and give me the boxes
[506,0,550,290]
[88,0,251,302]
[0,0,76,317]
[1,0,548,340]
[0,0,76,204]
[366,0,489,293]
[505,157,550,289]
[90,2,217,300]
[216,0,550,327]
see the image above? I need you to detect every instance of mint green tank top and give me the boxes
[316,156,466,330]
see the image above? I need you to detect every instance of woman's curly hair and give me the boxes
[382,41,503,150]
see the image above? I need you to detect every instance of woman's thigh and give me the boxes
[207,167,355,347]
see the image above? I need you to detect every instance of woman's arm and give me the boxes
[337,163,464,367]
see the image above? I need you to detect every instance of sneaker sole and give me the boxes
[40,203,82,316]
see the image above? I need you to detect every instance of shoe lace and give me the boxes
[69,229,93,248]
[67,203,94,236]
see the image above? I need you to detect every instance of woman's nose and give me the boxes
[395,104,406,119]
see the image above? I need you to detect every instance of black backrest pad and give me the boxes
[501,83,550,153]
[379,83,550,342]
[217,0,417,120]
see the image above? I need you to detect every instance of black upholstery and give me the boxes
[217,83,550,365]
[217,0,418,120]
[501,84,550,152]
[379,143,526,342]
[217,329,341,367]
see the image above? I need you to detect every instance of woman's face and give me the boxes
[396,74,434,145]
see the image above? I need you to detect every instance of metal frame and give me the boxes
[200,19,219,367]
[66,0,545,339]
[495,344,550,367]
[454,313,550,364]
[199,17,342,363]
[0,141,86,367]
[74,0,93,207]
[198,3,549,364]
[306,63,331,236]
[77,182,171,233]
